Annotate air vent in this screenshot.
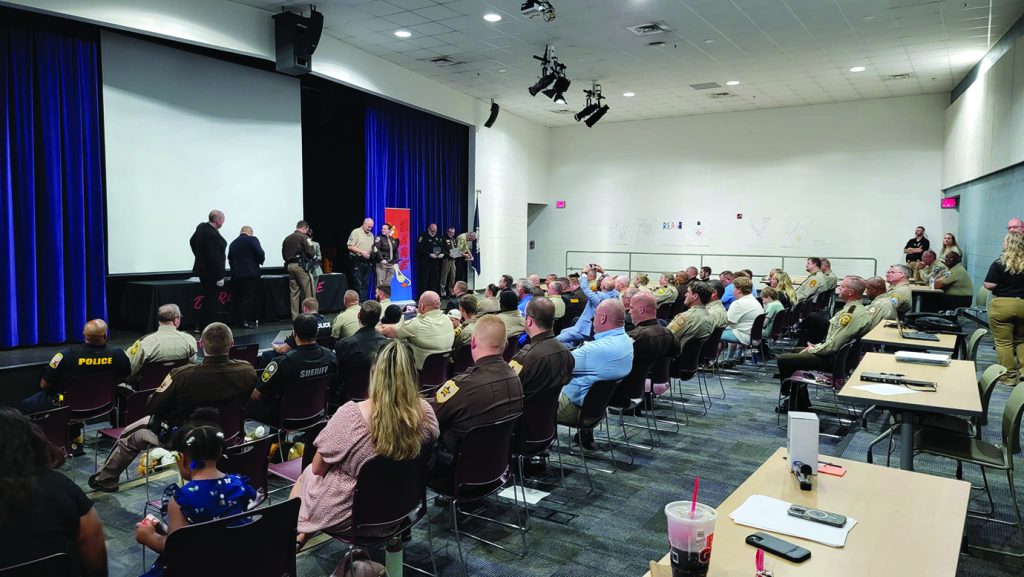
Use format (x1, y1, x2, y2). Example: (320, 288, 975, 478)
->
(424, 56, 464, 66)
(550, 109, 575, 114)
(689, 82, 721, 91)
(627, 22, 669, 36)
(707, 92, 735, 99)
(883, 73, 913, 81)
(648, 41, 666, 47)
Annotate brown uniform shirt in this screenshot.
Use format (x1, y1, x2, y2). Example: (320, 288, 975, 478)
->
(148, 355, 256, 426)
(429, 354, 523, 454)
(510, 332, 575, 402)
(282, 231, 313, 262)
(629, 319, 677, 366)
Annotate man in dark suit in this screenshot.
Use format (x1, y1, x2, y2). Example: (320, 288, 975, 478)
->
(189, 210, 227, 331)
(333, 300, 387, 403)
(228, 225, 265, 328)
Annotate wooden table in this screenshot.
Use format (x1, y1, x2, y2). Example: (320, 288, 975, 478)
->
(909, 284, 943, 312)
(644, 448, 969, 577)
(839, 352, 980, 470)
(860, 324, 960, 356)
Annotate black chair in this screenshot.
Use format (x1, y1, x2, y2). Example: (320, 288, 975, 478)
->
(697, 327, 726, 402)
(670, 298, 688, 319)
(29, 406, 73, 479)
(645, 354, 688, 431)
(607, 358, 661, 457)
(229, 343, 259, 367)
(778, 340, 861, 435)
(451, 345, 474, 376)
(668, 336, 708, 417)
(558, 379, 623, 492)
(215, 395, 247, 447)
(98, 388, 154, 476)
(161, 498, 300, 577)
(503, 335, 521, 362)
(434, 415, 525, 576)
(345, 365, 372, 403)
(315, 335, 337, 350)
(332, 452, 437, 576)
(0, 553, 72, 576)
(656, 302, 674, 322)
(419, 351, 451, 392)
(267, 375, 331, 483)
(512, 387, 566, 521)
(136, 358, 189, 391)
(218, 435, 273, 507)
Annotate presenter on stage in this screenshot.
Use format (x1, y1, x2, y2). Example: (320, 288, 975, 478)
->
(283, 220, 316, 320)
(189, 210, 227, 331)
(228, 226, 265, 328)
(373, 222, 399, 287)
(347, 218, 375, 300)
(416, 223, 444, 299)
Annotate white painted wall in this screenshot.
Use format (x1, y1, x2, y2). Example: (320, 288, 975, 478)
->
(529, 94, 949, 280)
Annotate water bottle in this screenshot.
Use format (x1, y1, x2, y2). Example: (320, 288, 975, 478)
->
(928, 277, 935, 289)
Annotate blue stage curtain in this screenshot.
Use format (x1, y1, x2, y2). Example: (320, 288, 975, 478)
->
(365, 98, 468, 297)
(0, 23, 106, 347)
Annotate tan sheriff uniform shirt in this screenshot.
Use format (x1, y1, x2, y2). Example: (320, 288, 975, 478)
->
(331, 304, 361, 339)
(706, 300, 728, 330)
(548, 294, 566, 319)
(499, 309, 526, 340)
(795, 271, 826, 302)
(808, 301, 871, 356)
(393, 308, 456, 369)
(126, 325, 197, 382)
(346, 227, 374, 256)
(667, 304, 714, 350)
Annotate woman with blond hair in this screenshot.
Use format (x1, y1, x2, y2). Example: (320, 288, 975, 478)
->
(985, 232, 1024, 384)
(769, 271, 798, 308)
(939, 233, 963, 261)
(291, 340, 439, 544)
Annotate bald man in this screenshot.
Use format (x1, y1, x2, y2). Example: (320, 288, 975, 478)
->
(428, 315, 523, 491)
(1008, 217, 1024, 235)
(228, 225, 265, 327)
(557, 299, 634, 447)
(379, 291, 455, 369)
(864, 276, 897, 330)
(190, 210, 227, 330)
(331, 290, 362, 340)
(125, 304, 197, 383)
(347, 217, 375, 299)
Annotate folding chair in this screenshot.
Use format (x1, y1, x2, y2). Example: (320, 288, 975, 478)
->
(29, 406, 73, 479)
(135, 359, 189, 391)
(512, 386, 567, 517)
(266, 375, 331, 484)
(558, 379, 623, 492)
(503, 335, 521, 362)
(451, 345, 474, 376)
(228, 343, 259, 367)
(419, 351, 451, 392)
(219, 435, 273, 508)
(697, 327, 726, 401)
(0, 553, 72, 576)
(777, 340, 861, 436)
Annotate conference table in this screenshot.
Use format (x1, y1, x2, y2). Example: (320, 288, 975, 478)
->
(838, 352, 980, 470)
(859, 324, 960, 357)
(909, 283, 943, 312)
(643, 448, 969, 577)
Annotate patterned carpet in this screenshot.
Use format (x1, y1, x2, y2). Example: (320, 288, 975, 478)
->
(76, 323, 1021, 577)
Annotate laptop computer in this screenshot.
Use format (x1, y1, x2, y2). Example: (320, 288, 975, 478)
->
(896, 322, 940, 342)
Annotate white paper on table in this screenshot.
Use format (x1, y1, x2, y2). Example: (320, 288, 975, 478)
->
(729, 495, 857, 547)
(852, 384, 920, 396)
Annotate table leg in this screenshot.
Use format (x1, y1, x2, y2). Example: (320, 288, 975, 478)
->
(912, 293, 923, 313)
(900, 416, 914, 471)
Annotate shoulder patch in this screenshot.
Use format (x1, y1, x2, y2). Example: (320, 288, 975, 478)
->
(943, 271, 951, 278)
(261, 361, 278, 383)
(891, 297, 901, 306)
(839, 313, 853, 327)
(155, 373, 174, 393)
(809, 279, 817, 288)
(49, 352, 63, 369)
(509, 359, 523, 375)
(435, 380, 459, 403)
(128, 340, 142, 357)
(867, 306, 877, 314)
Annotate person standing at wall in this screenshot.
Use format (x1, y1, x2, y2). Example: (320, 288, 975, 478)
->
(984, 232, 1024, 385)
(283, 220, 316, 320)
(903, 225, 929, 264)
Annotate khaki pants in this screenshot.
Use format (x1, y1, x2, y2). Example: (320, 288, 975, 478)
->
(375, 262, 394, 288)
(440, 259, 456, 294)
(93, 417, 162, 489)
(988, 297, 1024, 378)
(556, 392, 582, 426)
(287, 263, 314, 320)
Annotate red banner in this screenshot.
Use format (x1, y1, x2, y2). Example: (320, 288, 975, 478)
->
(384, 207, 412, 301)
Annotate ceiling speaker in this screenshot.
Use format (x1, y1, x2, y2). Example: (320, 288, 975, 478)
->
(484, 101, 500, 128)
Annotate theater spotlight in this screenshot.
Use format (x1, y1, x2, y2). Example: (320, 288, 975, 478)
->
(528, 45, 569, 100)
(575, 82, 608, 126)
(574, 103, 599, 122)
(542, 74, 571, 103)
(529, 72, 556, 96)
(584, 105, 610, 127)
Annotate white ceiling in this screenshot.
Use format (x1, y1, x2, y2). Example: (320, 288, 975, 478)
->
(230, 0, 1024, 126)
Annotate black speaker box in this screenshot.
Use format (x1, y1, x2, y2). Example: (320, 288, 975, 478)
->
(273, 9, 324, 76)
(484, 101, 500, 128)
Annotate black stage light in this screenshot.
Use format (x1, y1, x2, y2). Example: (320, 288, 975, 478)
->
(542, 75, 571, 99)
(529, 72, 556, 96)
(574, 103, 600, 122)
(584, 105, 609, 127)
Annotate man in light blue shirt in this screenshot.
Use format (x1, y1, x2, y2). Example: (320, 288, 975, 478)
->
(516, 277, 533, 315)
(557, 299, 634, 448)
(557, 265, 619, 347)
(720, 271, 735, 309)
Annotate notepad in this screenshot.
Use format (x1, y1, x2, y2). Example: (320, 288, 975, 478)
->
(730, 495, 857, 547)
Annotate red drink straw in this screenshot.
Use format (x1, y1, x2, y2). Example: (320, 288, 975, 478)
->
(690, 477, 700, 518)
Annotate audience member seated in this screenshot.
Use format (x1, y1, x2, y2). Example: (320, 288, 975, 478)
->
(498, 290, 526, 340)
(89, 323, 256, 492)
(719, 271, 736, 309)
(933, 251, 974, 310)
(795, 257, 827, 303)
(546, 279, 566, 320)
(334, 301, 387, 403)
(331, 290, 362, 339)
(291, 341, 439, 546)
(699, 266, 712, 281)
(558, 265, 619, 347)
(912, 250, 948, 284)
(516, 277, 534, 314)
(562, 274, 587, 322)
(260, 297, 331, 366)
(378, 291, 455, 370)
(511, 298, 574, 401)
(667, 281, 715, 351)
(623, 293, 675, 411)
(882, 264, 913, 316)
(557, 300, 634, 448)
(375, 284, 392, 307)
(653, 272, 679, 307)
(444, 281, 470, 312)
(428, 316, 522, 490)
(476, 283, 501, 316)
(621, 287, 640, 330)
(632, 273, 650, 291)
(760, 287, 784, 337)
(820, 259, 838, 292)
(684, 266, 699, 284)
(452, 294, 479, 350)
(706, 280, 729, 330)
(720, 277, 765, 367)
(248, 314, 337, 425)
(125, 304, 197, 384)
(769, 270, 797, 308)
(776, 276, 870, 412)
(529, 273, 541, 288)
(0, 408, 107, 576)
(135, 408, 258, 577)
(498, 274, 514, 291)
(864, 276, 897, 329)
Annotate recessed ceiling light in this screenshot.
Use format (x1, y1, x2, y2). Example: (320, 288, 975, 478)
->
(849, 66, 866, 72)
(394, 30, 412, 38)
(623, 92, 635, 97)
(498, 69, 507, 73)
(726, 80, 740, 86)
(703, 39, 714, 44)
(483, 13, 502, 22)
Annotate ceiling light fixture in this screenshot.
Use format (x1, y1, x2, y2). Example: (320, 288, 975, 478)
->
(394, 30, 412, 38)
(623, 91, 636, 97)
(528, 45, 570, 102)
(575, 82, 610, 127)
(483, 13, 502, 22)
(849, 66, 866, 72)
(726, 80, 740, 86)
(521, 0, 556, 22)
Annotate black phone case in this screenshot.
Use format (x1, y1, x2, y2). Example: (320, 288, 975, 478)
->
(746, 532, 811, 563)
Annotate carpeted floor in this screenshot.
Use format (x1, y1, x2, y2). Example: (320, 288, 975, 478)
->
(73, 323, 1021, 577)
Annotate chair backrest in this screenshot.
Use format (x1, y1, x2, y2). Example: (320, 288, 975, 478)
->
(966, 328, 988, 361)
(62, 373, 117, 421)
(615, 358, 656, 406)
(278, 374, 331, 431)
(698, 327, 725, 364)
(578, 379, 622, 428)
(137, 358, 189, 391)
(215, 395, 246, 445)
(451, 345, 474, 375)
(1000, 381, 1024, 455)
(975, 286, 991, 308)
(162, 498, 300, 577)
(218, 435, 273, 503)
(346, 365, 372, 402)
(29, 406, 71, 457)
(670, 298, 688, 318)
(748, 313, 767, 347)
(826, 340, 860, 389)
(671, 337, 707, 381)
(0, 553, 72, 576)
(650, 355, 671, 384)
(502, 335, 520, 362)
(122, 389, 155, 427)
(419, 351, 451, 391)
(513, 386, 562, 456)
(452, 415, 519, 504)
(315, 336, 337, 350)
(977, 364, 1008, 428)
(656, 302, 673, 321)
(349, 452, 426, 540)
(229, 343, 260, 367)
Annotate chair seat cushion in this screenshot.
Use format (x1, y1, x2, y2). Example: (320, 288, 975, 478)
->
(919, 414, 975, 437)
(915, 429, 1007, 468)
